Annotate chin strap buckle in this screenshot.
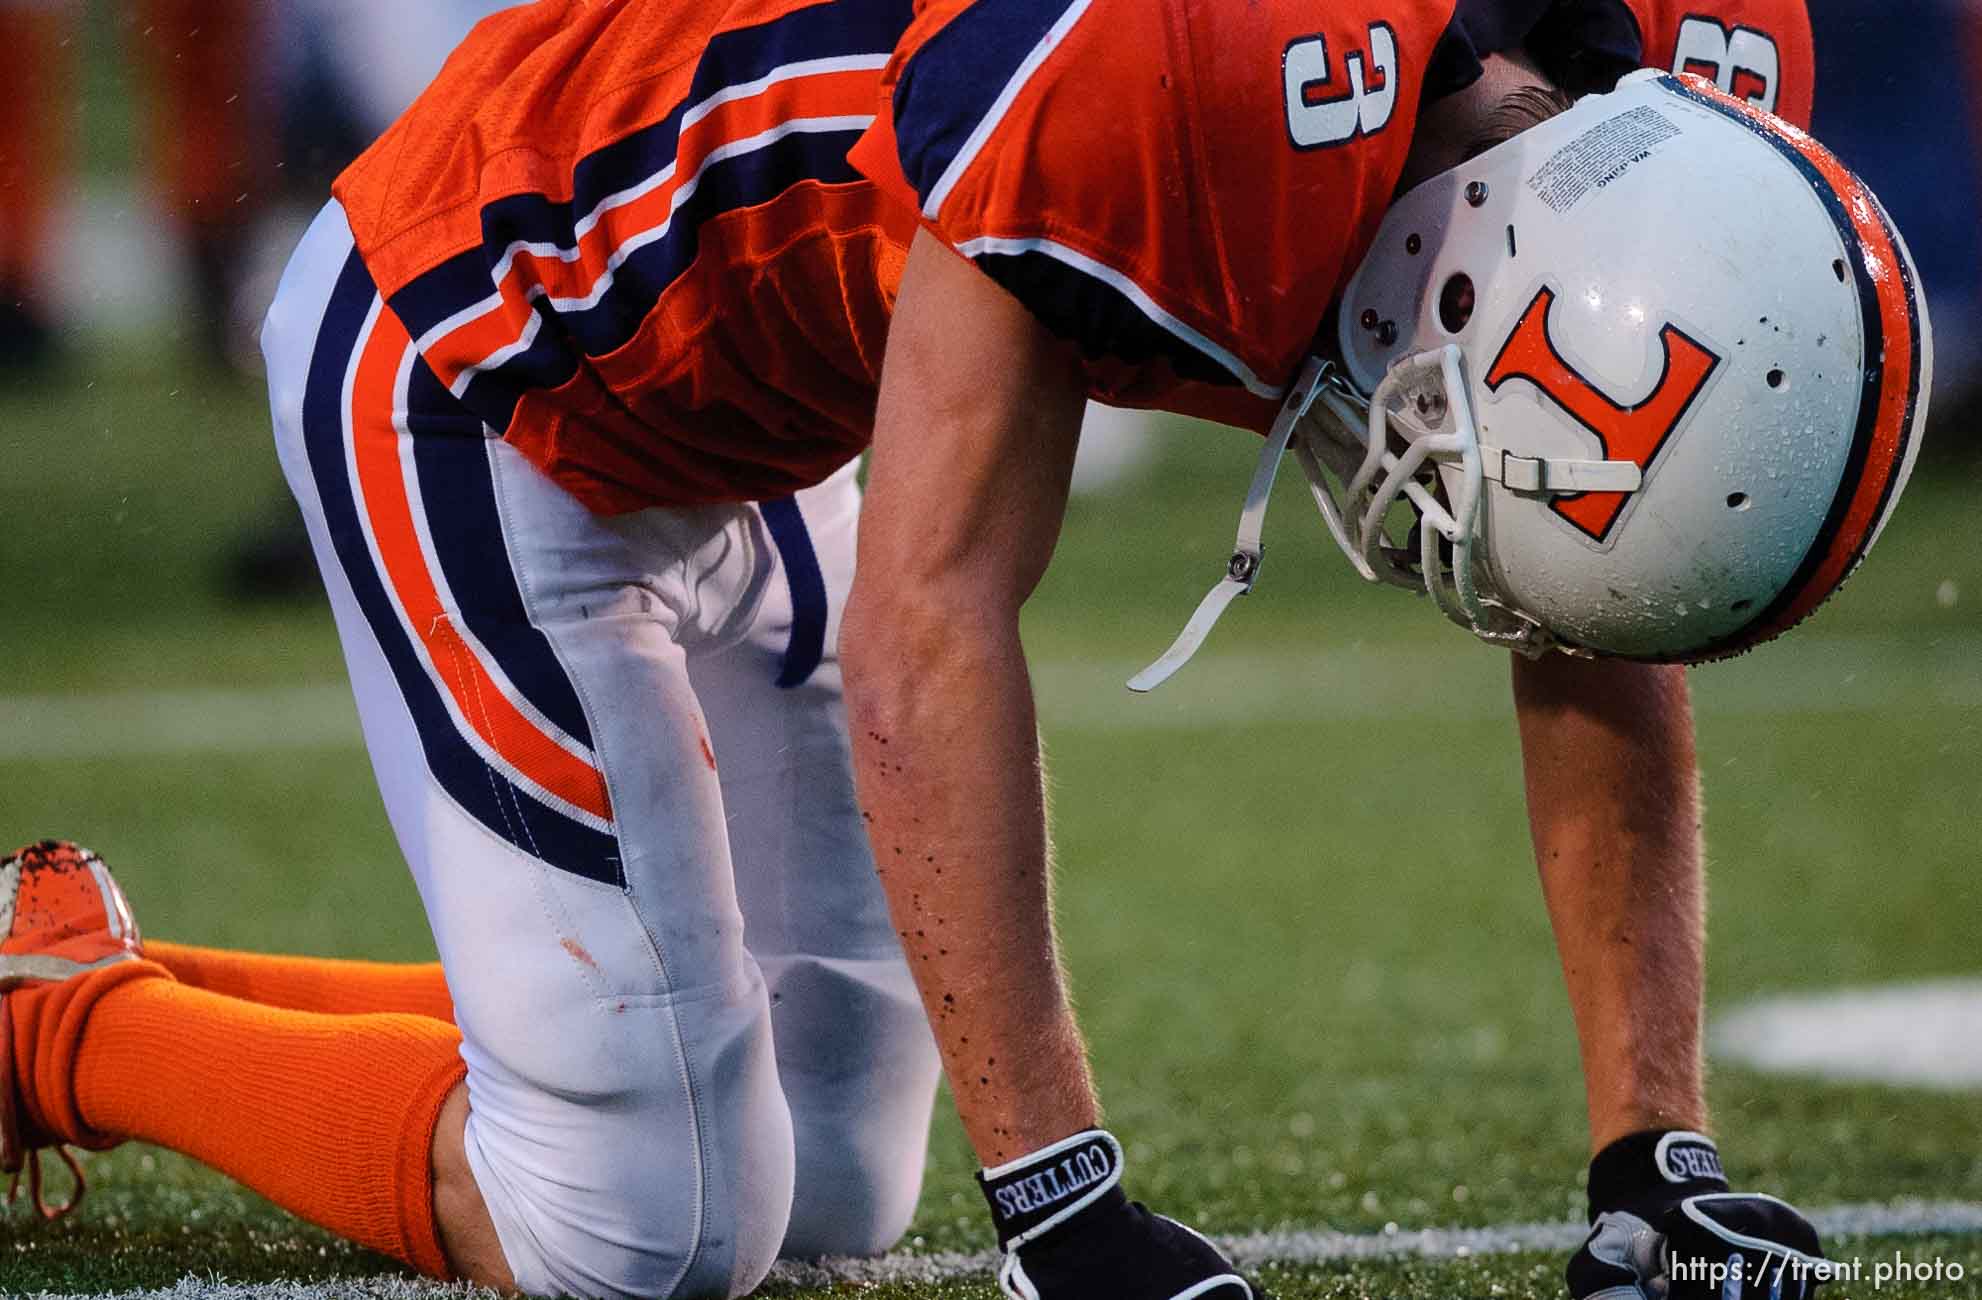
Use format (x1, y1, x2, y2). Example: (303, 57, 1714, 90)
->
(1484, 447, 1643, 494)
(1125, 549, 1264, 694)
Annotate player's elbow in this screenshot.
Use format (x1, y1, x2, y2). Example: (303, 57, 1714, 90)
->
(840, 579, 1018, 720)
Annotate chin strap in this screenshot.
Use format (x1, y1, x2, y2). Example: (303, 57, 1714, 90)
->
(1128, 360, 1329, 693)
(1129, 349, 1650, 694)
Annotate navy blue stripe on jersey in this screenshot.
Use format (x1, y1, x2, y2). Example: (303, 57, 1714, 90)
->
(890, 0, 1086, 212)
(301, 252, 622, 886)
(453, 123, 871, 431)
(389, 246, 498, 348)
(492, 0, 910, 260)
(385, 0, 911, 385)
(1528, 1, 1643, 95)
(449, 301, 581, 436)
(761, 497, 827, 689)
(1657, 75, 1923, 659)
(966, 247, 1254, 393)
(402, 366, 598, 749)
(1428, 1, 1641, 102)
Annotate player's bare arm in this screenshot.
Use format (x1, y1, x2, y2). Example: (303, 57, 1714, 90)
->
(844, 232, 1260, 1297)
(1512, 654, 1707, 1146)
(842, 228, 1095, 1160)
(1404, 35, 1715, 1156)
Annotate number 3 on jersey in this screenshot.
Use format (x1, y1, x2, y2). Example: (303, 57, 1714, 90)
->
(1284, 23, 1398, 148)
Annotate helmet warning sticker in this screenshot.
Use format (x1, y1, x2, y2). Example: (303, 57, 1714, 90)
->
(1526, 107, 1682, 213)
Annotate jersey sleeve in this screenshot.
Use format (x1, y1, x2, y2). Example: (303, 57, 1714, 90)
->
(850, 0, 1278, 410)
(850, 0, 1453, 425)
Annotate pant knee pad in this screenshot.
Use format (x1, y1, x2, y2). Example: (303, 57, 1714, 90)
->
(766, 956, 940, 1260)
(781, 1129, 929, 1259)
(465, 990, 797, 1298)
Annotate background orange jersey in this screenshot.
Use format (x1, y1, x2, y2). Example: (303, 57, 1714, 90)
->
(1626, 0, 1814, 125)
(334, 0, 1814, 514)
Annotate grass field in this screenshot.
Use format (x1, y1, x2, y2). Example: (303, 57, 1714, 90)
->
(2, 349, 1979, 1299)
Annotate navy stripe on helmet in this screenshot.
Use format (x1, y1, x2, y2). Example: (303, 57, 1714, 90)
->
(760, 497, 828, 689)
(1654, 75, 1923, 656)
(1854, 194, 1925, 550)
(300, 251, 622, 886)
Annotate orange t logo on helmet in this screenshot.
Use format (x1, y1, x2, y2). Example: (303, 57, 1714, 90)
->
(1483, 285, 1722, 543)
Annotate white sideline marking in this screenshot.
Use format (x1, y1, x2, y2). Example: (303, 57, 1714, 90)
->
(776, 1202, 1982, 1284)
(1712, 981, 1982, 1090)
(21, 1201, 1982, 1298)
(4, 634, 1978, 762)
(1031, 631, 1982, 733)
(0, 685, 363, 761)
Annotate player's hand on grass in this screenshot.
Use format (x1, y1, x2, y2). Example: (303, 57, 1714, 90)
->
(1569, 1130, 1830, 1300)
(980, 1129, 1261, 1299)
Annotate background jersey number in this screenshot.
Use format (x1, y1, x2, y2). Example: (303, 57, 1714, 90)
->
(1673, 16, 1782, 113)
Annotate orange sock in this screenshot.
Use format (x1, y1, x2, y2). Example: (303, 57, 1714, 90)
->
(144, 941, 456, 1023)
(16, 962, 464, 1277)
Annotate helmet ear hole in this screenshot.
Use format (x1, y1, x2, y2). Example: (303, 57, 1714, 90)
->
(1438, 273, 1475, 334)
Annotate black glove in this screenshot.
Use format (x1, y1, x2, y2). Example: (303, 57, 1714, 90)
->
(979, 1129, 1260, 1299)
(1569, 1130, 1831, 1300)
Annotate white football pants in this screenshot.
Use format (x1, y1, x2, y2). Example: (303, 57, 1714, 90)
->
(260, 201, 941, 1300)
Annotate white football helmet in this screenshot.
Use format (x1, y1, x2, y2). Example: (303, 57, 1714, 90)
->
(1134, 71, 1930, 691)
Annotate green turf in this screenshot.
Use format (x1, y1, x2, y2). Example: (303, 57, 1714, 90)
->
(1, 353, 1978, 1296)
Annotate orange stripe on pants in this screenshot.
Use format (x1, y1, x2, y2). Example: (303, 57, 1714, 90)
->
(347, 303, 615, 825)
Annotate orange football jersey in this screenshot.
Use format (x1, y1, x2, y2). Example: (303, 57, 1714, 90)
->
(332, 0, 1814, 515)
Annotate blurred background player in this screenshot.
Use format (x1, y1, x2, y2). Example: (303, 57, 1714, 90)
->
(0, 0, 65, 368)
(227, 0, 526, 594)
(0, 0, 270, 372)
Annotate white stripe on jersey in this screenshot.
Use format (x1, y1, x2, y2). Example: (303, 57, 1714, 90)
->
(954, 234, 1282, 400)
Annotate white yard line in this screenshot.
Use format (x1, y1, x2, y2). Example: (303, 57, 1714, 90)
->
(1030, 631, 1982, 733)
(0, 685, 365, 761)
(20, 1200, 1982, 1298)
(773, 1200, 1982, 1285)
(4, 634, 1978, 763)
(1712, 981, 1982, 1090)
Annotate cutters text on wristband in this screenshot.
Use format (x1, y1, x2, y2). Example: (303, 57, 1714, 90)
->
(979, 1129, 1126, 1248)
(1656, 1131, 1726, 1186)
